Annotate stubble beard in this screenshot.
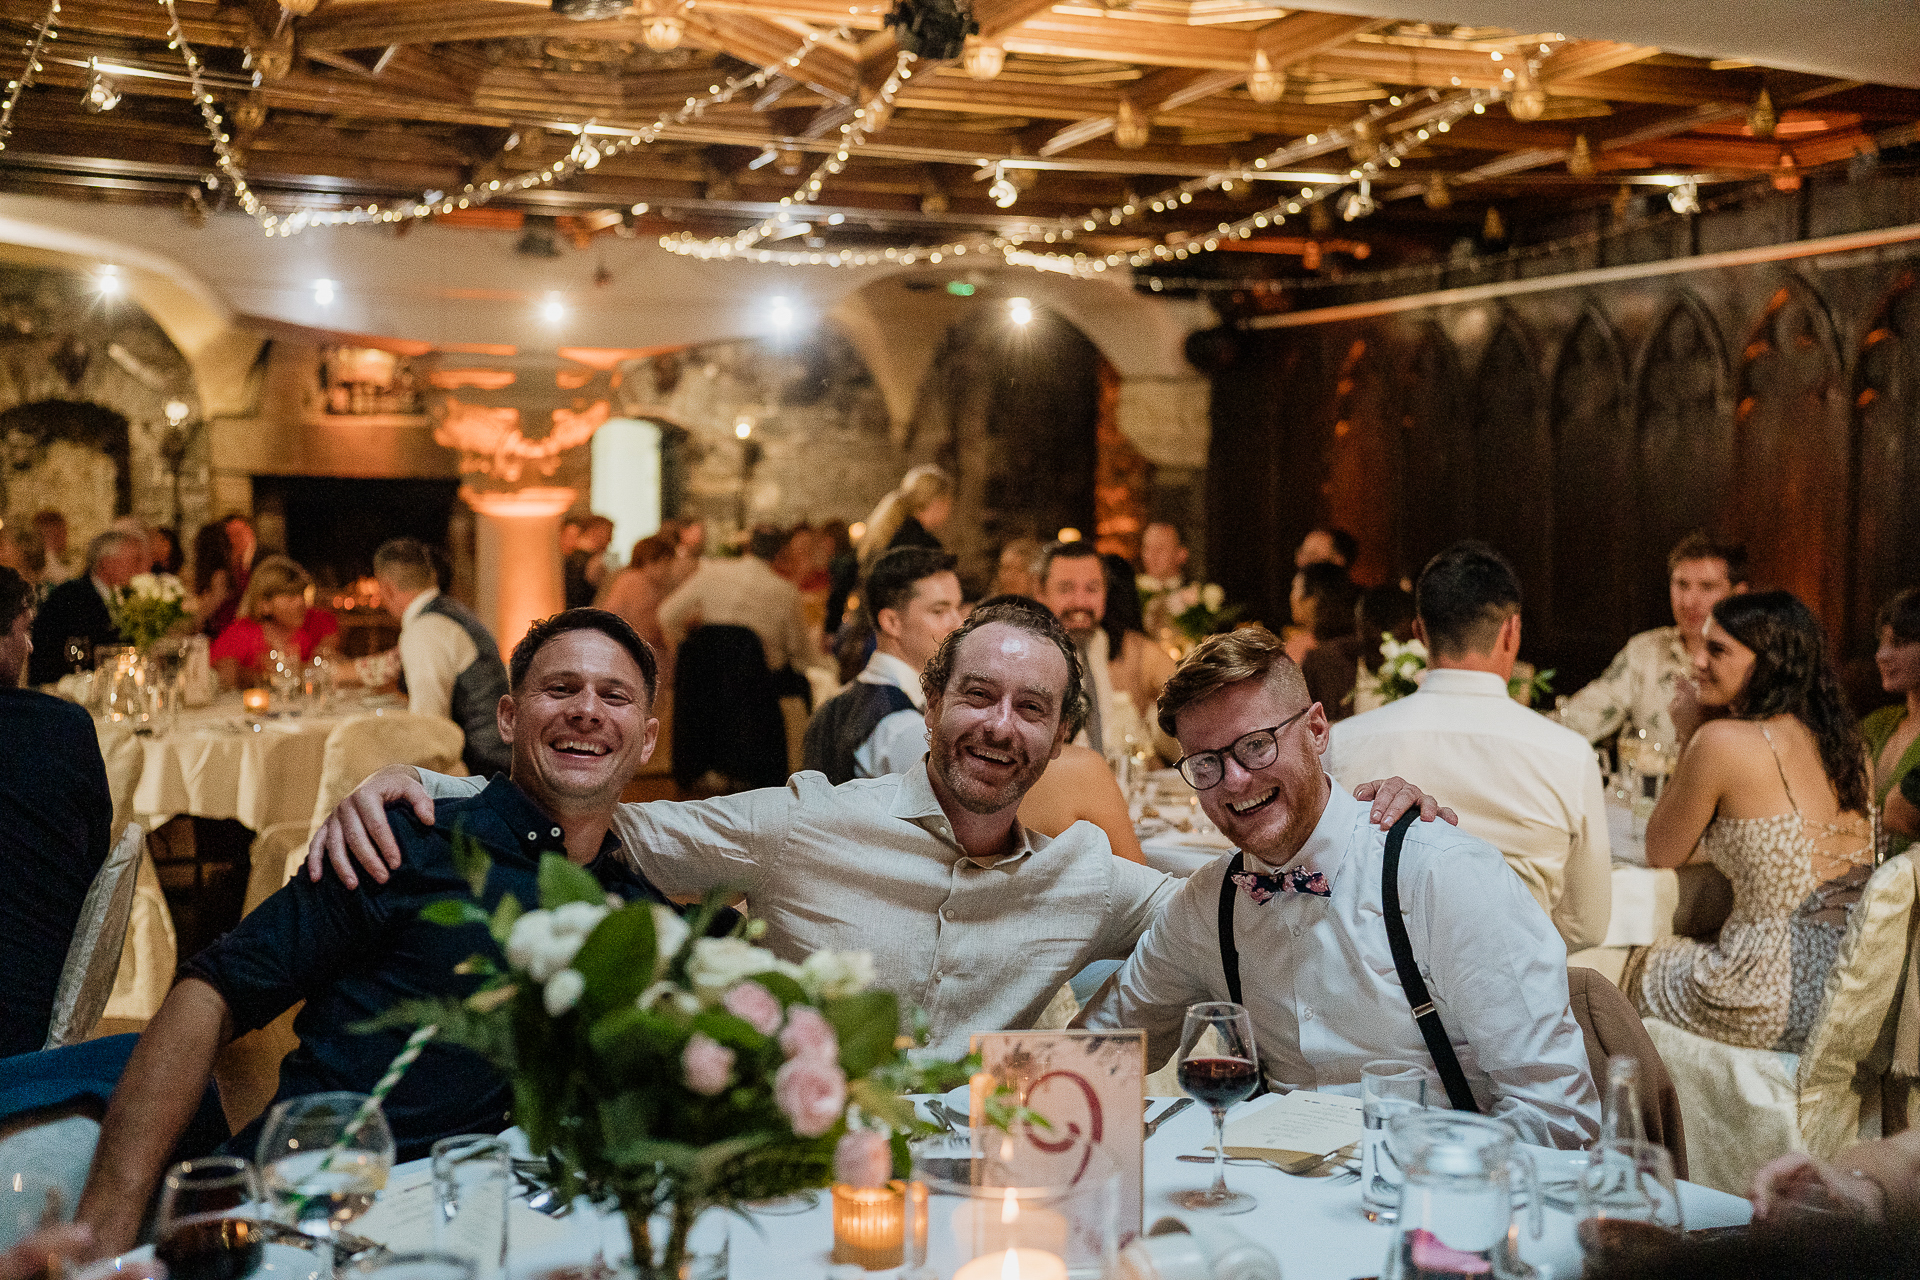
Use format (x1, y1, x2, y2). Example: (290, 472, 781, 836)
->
(928, 728, 1044, 816)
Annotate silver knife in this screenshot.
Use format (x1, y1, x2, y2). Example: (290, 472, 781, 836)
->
(1143, 1097, 1194, 1139)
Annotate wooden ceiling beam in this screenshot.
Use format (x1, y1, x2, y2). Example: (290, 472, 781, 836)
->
(683, 11, 857, 102)
(1538, 41, 1662, 84)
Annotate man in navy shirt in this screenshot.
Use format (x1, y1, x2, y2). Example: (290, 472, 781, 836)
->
(76, 607, 672, 1257)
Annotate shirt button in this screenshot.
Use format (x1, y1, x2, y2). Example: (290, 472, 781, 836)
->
(1301, 1006, 1313, 1021)
(527, 831, 537, 840)
(551, 827, 561, 838)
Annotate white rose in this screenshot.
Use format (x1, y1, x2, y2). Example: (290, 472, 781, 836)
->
(531, 933, 587, 983)
(1405, 639, 1428, 661)
(652, 905, 690, 967)
(687, 936, 781, 1001)
(638, 980, 701, 1016)
(505, 911, 554, 974)
(127, 573, 158, 597)
(799, 950, 876, 1001)
(1201, 583, 1225, 612)
(550, 900, 609, 938)
(543, 968, 585, 1016)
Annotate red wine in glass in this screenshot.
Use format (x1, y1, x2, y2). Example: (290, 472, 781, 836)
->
(155, 1215, 267, 1280)
(1178, 1056, 1260, 1108)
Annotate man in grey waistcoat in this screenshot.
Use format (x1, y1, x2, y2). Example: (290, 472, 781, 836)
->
(372, 537, 511, 777)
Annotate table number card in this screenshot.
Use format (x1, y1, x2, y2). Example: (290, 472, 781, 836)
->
(969, 1028, 1146, 1236)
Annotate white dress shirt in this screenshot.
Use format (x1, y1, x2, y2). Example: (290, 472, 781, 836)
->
(1326, 669, 1612, 951)
(852, 649, 929, 779)
(1557, 627, 1690, 750)
(419, 762, 1180, 1057)
(1079, 780, 1599, 1150)
(658, 556, 821, 674)
(398, 588, 478, 725)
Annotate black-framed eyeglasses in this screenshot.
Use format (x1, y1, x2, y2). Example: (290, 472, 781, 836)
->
(1174, 704, 1313, 791)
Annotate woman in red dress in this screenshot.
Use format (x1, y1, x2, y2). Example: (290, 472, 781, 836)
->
(210, 554, 339, 688)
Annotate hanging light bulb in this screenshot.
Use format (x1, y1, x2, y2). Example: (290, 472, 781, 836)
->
(987, 163, 1018, 208)
(962, 38, 1004, 81)
(1482, 206, 1507, 241)
(83, 59, 120, 113)
(1508, 62, 1547, 121)
(1667, 179, 1700, 214)
(1748, 87, 1777, 139)
(642, 12, 684, 50)
(1246, 49, 1286, 105)
(1424, 175, 1452, 209)
(1339, 178, 1375, 221)
(1567, 133, 1594, 177)
(1113, 98, 1149, 149)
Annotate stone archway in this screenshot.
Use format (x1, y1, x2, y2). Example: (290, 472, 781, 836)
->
(0, 400, 131, 542)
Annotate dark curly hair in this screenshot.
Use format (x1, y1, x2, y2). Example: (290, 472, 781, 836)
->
(1711, 591, 1868, 814)
(919, 594, 1090, 740)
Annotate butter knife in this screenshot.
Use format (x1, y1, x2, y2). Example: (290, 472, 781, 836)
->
(1143, 1097, 1194, 1139)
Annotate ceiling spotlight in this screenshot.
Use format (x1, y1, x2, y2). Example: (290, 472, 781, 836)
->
(83, 60, 121, 114)
(551, 0, 634, 18)
(1113, 99, 1149, 150)
(95, 265, 123, 298)
(1508, 64, 1547, 121)
(1668, 179, 1700, 215)
(769, 296, 794, 329)
(1007, 296, 1033, 325)
(641, 12, 685, 52)
(164, 399, 191, 426)
(540, 294, 568, 324)
(1339, 179, 1375, 222)
(987, 164, 1018, 209)
(734, 418, 753, 439)
(312, 279, 335, 305)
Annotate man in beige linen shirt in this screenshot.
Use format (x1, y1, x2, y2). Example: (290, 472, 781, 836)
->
(1326, 541, 1610, 950)
(658, 525, 822, 677)
(310, 601, 1443, 1056)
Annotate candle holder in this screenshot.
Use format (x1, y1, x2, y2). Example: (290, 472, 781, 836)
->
(242, 686, 271, 716)
(910, 1132, 1118, 1279)
(831, 1181, 909, 1270)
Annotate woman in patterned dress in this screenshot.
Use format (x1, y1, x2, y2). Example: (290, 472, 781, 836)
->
(1627, 591, 1875, 1053)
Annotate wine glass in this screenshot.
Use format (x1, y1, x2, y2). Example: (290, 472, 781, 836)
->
(1172, 1001, 1260, 1214)
(1575, 1138, 1682, 1272)
(258, 1092, 395, 1278)
(155, 1156, 267, 1280)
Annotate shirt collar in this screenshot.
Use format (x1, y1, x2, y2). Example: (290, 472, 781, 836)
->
(90, 575, 118, 608)
(889, 759, 1041, 868)
(402, 587, 440, 625)
(1244, 773, 1352, 886)
(1662, 626, 1690, 669)
(476, 774, 622, 866)
(858, 649, 928, 709)
(1416, 668, 1509, 697)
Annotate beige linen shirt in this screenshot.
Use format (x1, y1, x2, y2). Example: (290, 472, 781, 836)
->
(1079, 781, 1600, 1150)
(420, 762, 1179, 1057)
(1326, 669, 1611, 951)
(1557, 627, 1690, 749)
(658, 557, 820, 673)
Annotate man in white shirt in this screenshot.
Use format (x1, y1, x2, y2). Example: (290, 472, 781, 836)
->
(1080, 624, 1599, 1149)
(658, 525, 822, 679)
(801, 546, 961, 783)
(372, 537, 511, 777)
(1326, 541, 1611, 950)
(1135, 522, 1188, 597)
(1558, 532, 1749, 751)
(307, 599, 1455, 1056)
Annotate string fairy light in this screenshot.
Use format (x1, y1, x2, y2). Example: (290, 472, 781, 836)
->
(0, 0, 63, 152)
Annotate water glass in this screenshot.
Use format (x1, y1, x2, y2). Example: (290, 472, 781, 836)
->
(430, 1136, 508, 1280)
(1575, 1139, 1682, 1273)
(1361, 1060, 1433, 1223)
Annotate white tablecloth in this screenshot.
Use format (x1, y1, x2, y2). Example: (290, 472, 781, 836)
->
(364, 1100, 1749, 1280)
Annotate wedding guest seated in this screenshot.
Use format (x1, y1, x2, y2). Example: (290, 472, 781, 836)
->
(186, 520, 235, 635)
(209, 555, 340, 689)
(989, 536, 1042, 600)
(71, 610, 681, 1256)
(1559, 532, 1748, 749)
(1327, 543, 1611, 951)
(596, 533, 677, 683)
(32, 509, 74, 584)
(1038, 540, 1176, 758)
(1079, 624, 1599, 1149)
(802, 546, 961, 784)
(1284, 561, 1359, 665)
(660, 524, 824, 703)
(0, 567, 113, 1056)
(26, 530, 145, 686)
(0, 521, 45, 588)
(1623, 591, 1873, 1053)
(1016, 742, 1146, 864)
(1306, 584, 1415, 723)
(1861, 587, 1920, 857)
(309, 599, 1452, 1057)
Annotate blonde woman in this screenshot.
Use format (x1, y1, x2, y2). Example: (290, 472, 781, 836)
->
(210, 554, 339, 688)
(854, 464, 954, 570)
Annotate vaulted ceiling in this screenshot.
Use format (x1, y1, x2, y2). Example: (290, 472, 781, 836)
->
(0, 0, 1914, 279)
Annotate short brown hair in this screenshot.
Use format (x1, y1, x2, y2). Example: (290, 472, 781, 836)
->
(1667, 532, 1749, 585)
(920, 595, 1090, 739)
(1156, 624, 1306, 738)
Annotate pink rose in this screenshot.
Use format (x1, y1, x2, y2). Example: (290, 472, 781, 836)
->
(722, 980, 784, 1036)
(834, 1130, 892, 1189)
(778, 1005, 839, 1067)
(682, 1032, 735, 1096)
(775, 1056, 846, 1137)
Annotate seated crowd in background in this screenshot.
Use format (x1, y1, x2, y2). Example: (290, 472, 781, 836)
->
(209, 554, 339, 688)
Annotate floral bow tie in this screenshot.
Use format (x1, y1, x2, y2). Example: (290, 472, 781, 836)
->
(1230, 866, 1332, 904)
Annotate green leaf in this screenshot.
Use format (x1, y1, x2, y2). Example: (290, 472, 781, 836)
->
(821, 990, 898, 1077)
(846, 1077, 917, 1133)
(539, 853, 608, 910)
(571, 904, 658, 1021)
(754, 971, 807, 1007)
(689, 1008, 766, 1054)
(589, 1006, 686, 1079)
(489, 893, 523, 946)
(421, 899, 492, 928)
(454, 953, 500, 977)
(450, 823, 494, 899)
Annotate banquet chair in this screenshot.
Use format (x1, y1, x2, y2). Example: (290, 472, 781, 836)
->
(1645, 851, 1920, 1194)
(42, 823, 145, 1048)
(1565, 965, 1687, 1177)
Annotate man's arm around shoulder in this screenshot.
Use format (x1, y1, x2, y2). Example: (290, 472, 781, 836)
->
(1076, 864, 1216, 1070)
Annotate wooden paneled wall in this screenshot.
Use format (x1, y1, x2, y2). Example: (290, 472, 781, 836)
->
(1206, 250, 1920, 694)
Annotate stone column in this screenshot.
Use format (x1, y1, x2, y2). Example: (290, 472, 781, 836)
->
(460, 485, 575, 656)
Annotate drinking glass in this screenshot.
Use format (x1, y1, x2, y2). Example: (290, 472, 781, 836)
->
(430, 1136, 508, 1280)
(1172, 1001, 1259, 1214)
(1360, 1060, 1433, 1223)
(1575, 1138, 1682, 1274)
(267, 649, 303, 709)
(64, 636, 91, 674)
(258, 1092, 395, 1280)
(0, 1170, 66, 1253)
(155, 1156, 267, 1280)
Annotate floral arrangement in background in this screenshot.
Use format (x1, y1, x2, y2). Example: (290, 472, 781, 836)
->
(1351, 633, 1555, 708)
(1151, 581, 1243, 646)
(376, 841, 968, 1279)
(111, 573, 189, 651)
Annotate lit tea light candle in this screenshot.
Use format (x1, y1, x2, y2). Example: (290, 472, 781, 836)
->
(831, 1182, 905, 1270)
(952, 1247, 1067, 1280)
(242, 688, 270, 714)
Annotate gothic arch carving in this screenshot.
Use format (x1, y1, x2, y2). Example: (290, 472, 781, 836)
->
(1633, 294, 1730, 628)
(1851, 269, 1920, 646)
(1549, 308, 1631, 680)
(1471, 313, 1550, 636)
(1395, 321, 1469, 577)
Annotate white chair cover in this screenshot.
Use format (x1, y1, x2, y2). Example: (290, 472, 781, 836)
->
(42, 823, 146, 1048)
(100, 846, 178, 1023)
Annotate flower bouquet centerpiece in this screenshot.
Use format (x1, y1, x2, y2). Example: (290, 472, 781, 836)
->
(111, 572, 189, 653)
(373, 842, 967, 1280)
(1152, 582, 1243, 650)
(1351, 633, 1555, 709)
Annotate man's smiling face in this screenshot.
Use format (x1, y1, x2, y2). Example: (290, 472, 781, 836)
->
(500, 628, 658, 808)
(1175, 675, 1330, 864)
(924, 622, 1070, 816)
